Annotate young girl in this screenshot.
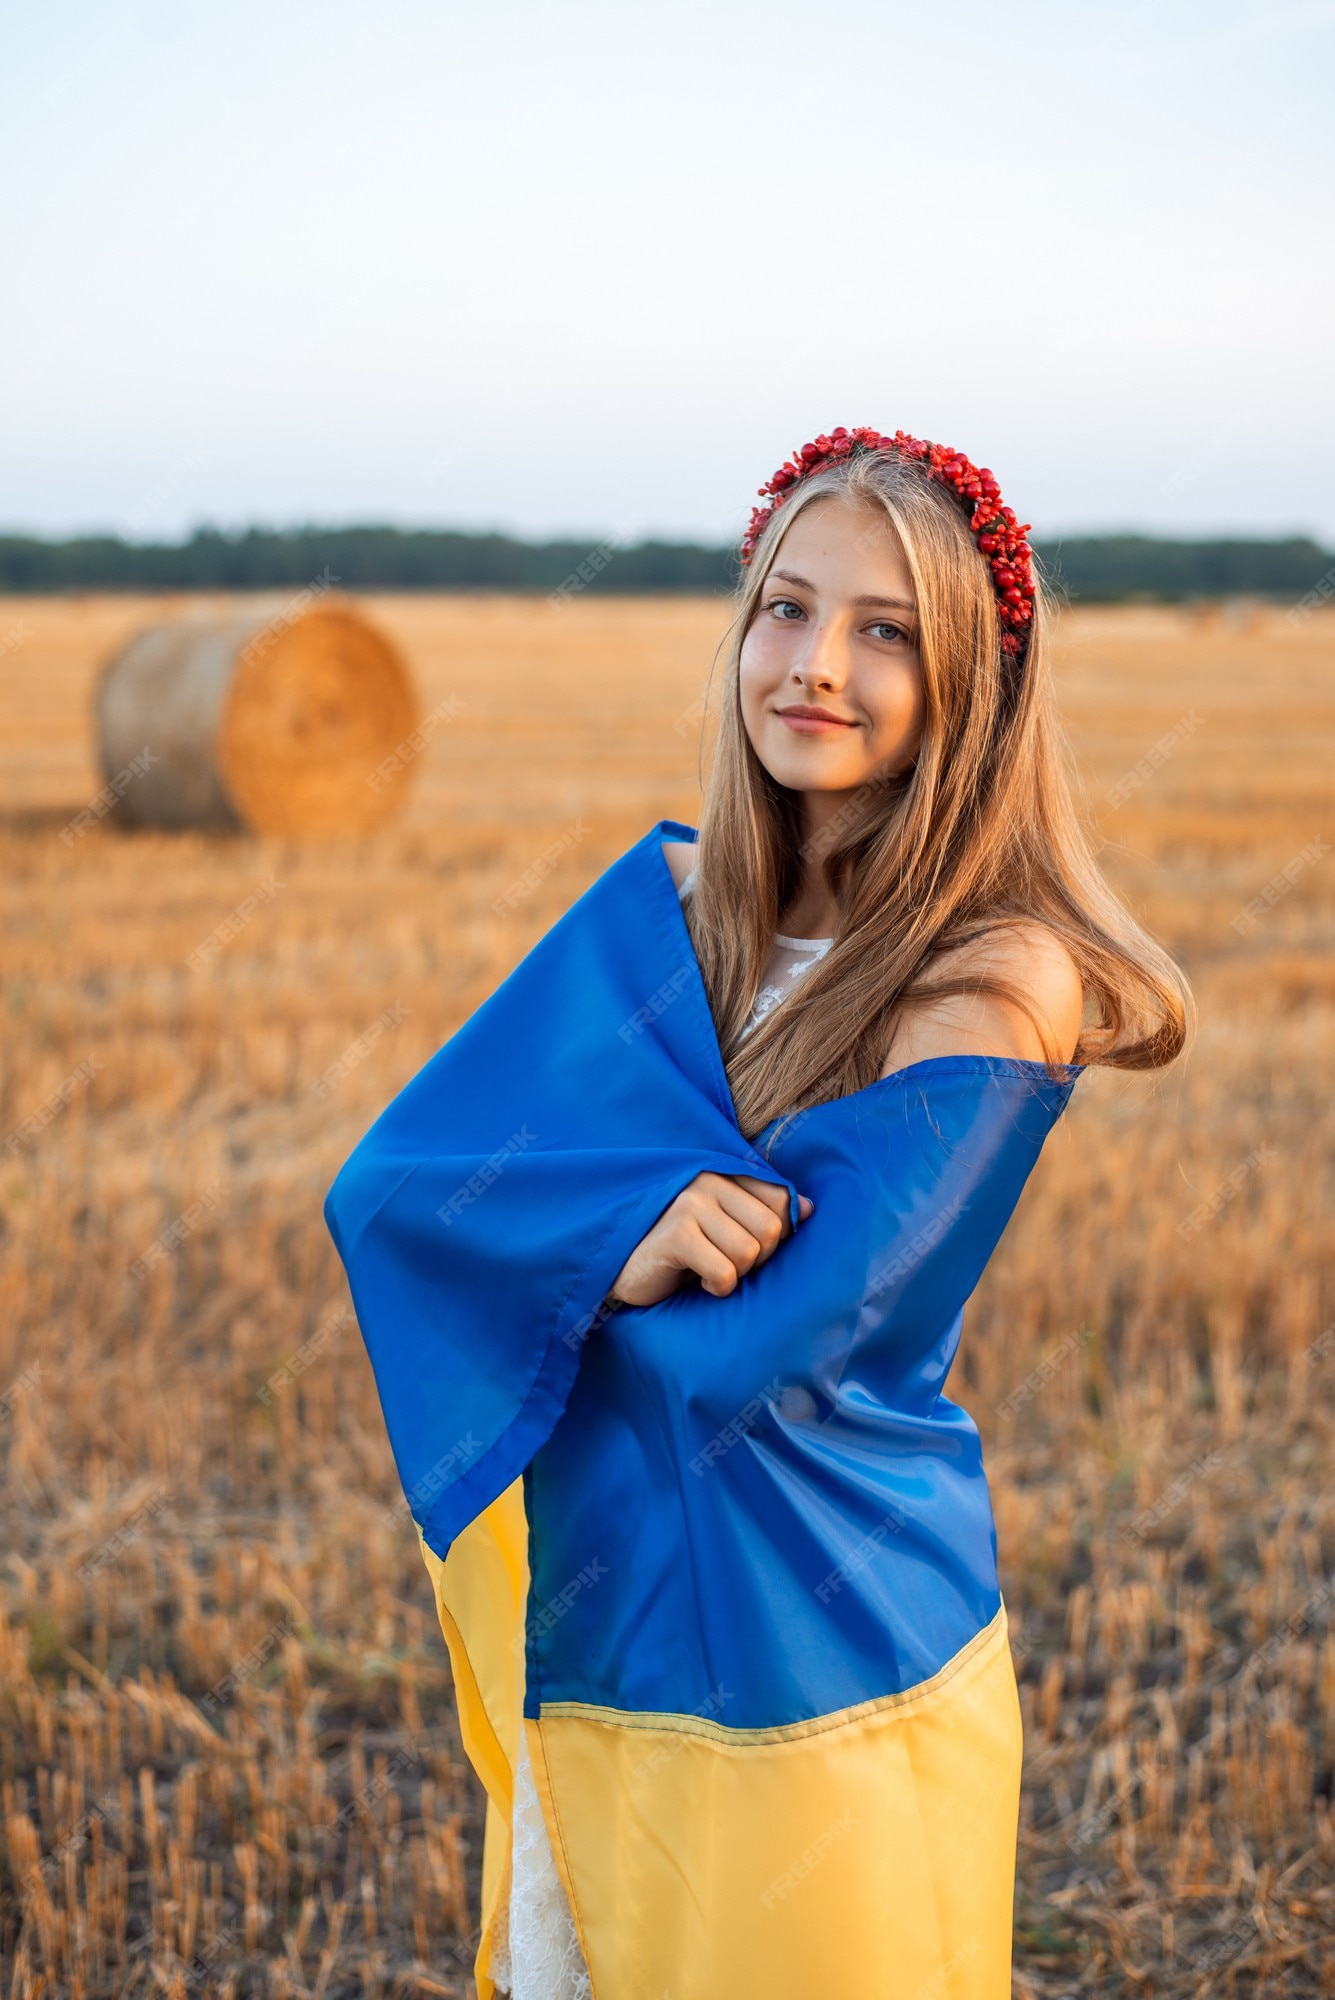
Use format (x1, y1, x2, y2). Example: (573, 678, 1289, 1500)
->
(326, 427, 1190, 2000)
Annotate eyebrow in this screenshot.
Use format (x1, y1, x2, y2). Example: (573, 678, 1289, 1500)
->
(769, 569, 917, 615)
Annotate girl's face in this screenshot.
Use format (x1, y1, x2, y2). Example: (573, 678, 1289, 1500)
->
(738, 495, 925, 802)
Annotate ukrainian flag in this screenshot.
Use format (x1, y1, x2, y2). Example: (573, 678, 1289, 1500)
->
(325, 820, 1081, 1998)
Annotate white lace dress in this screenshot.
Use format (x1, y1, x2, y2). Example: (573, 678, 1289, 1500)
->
(486, 1724, 591, 2000)
(675, 864, 836, 1043)
(487, 867, 832, 1997)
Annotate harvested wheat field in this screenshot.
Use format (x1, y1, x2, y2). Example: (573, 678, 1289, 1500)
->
(0, 590, 1332, 1998)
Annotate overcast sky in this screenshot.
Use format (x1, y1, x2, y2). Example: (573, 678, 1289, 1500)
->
(2, 0, 1332, 545)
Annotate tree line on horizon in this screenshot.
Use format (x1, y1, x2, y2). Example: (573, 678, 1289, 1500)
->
(0, 523, 1329, 602)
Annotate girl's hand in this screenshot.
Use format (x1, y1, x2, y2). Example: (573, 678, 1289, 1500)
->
(609, 1173, 814, 1307)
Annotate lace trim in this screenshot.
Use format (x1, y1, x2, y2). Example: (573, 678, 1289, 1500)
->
(677, 869, 832, 1042)
(490, 1725, 591, 1999)
(739, 940, 833, 1040)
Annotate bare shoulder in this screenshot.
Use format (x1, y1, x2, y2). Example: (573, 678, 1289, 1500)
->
(660, 839, 697, 890)
(952, 920, 1084, 1016)
(882, 919, 1085, 1075)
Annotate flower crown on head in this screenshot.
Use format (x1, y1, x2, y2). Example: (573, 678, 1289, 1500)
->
(739, 425, 1037, 657)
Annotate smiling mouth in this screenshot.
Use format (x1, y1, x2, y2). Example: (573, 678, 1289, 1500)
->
(775, 705, 858, 732)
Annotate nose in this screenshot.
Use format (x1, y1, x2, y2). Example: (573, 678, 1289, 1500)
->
(792, 617, 850, 694)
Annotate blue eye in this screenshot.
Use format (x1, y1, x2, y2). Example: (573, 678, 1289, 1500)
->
(869, 621, 908, 644)
(769, 597, 805, 621)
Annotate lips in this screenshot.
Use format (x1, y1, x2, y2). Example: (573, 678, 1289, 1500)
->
(775, 705, 858, 731)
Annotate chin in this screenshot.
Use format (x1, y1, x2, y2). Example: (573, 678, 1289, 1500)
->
(754, 729, 852, 781)
(767, 756, 869, 795)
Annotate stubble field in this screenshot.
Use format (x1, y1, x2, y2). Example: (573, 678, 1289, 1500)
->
(0, 590, 1332, 1998)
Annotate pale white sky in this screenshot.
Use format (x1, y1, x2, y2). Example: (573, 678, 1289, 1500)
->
(2, 0, 1332, 544)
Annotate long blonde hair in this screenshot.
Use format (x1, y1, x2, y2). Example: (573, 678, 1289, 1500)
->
(685, 449, 1193, 1141)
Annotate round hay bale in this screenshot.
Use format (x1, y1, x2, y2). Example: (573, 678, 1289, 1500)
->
(95, 597, 420, 836)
